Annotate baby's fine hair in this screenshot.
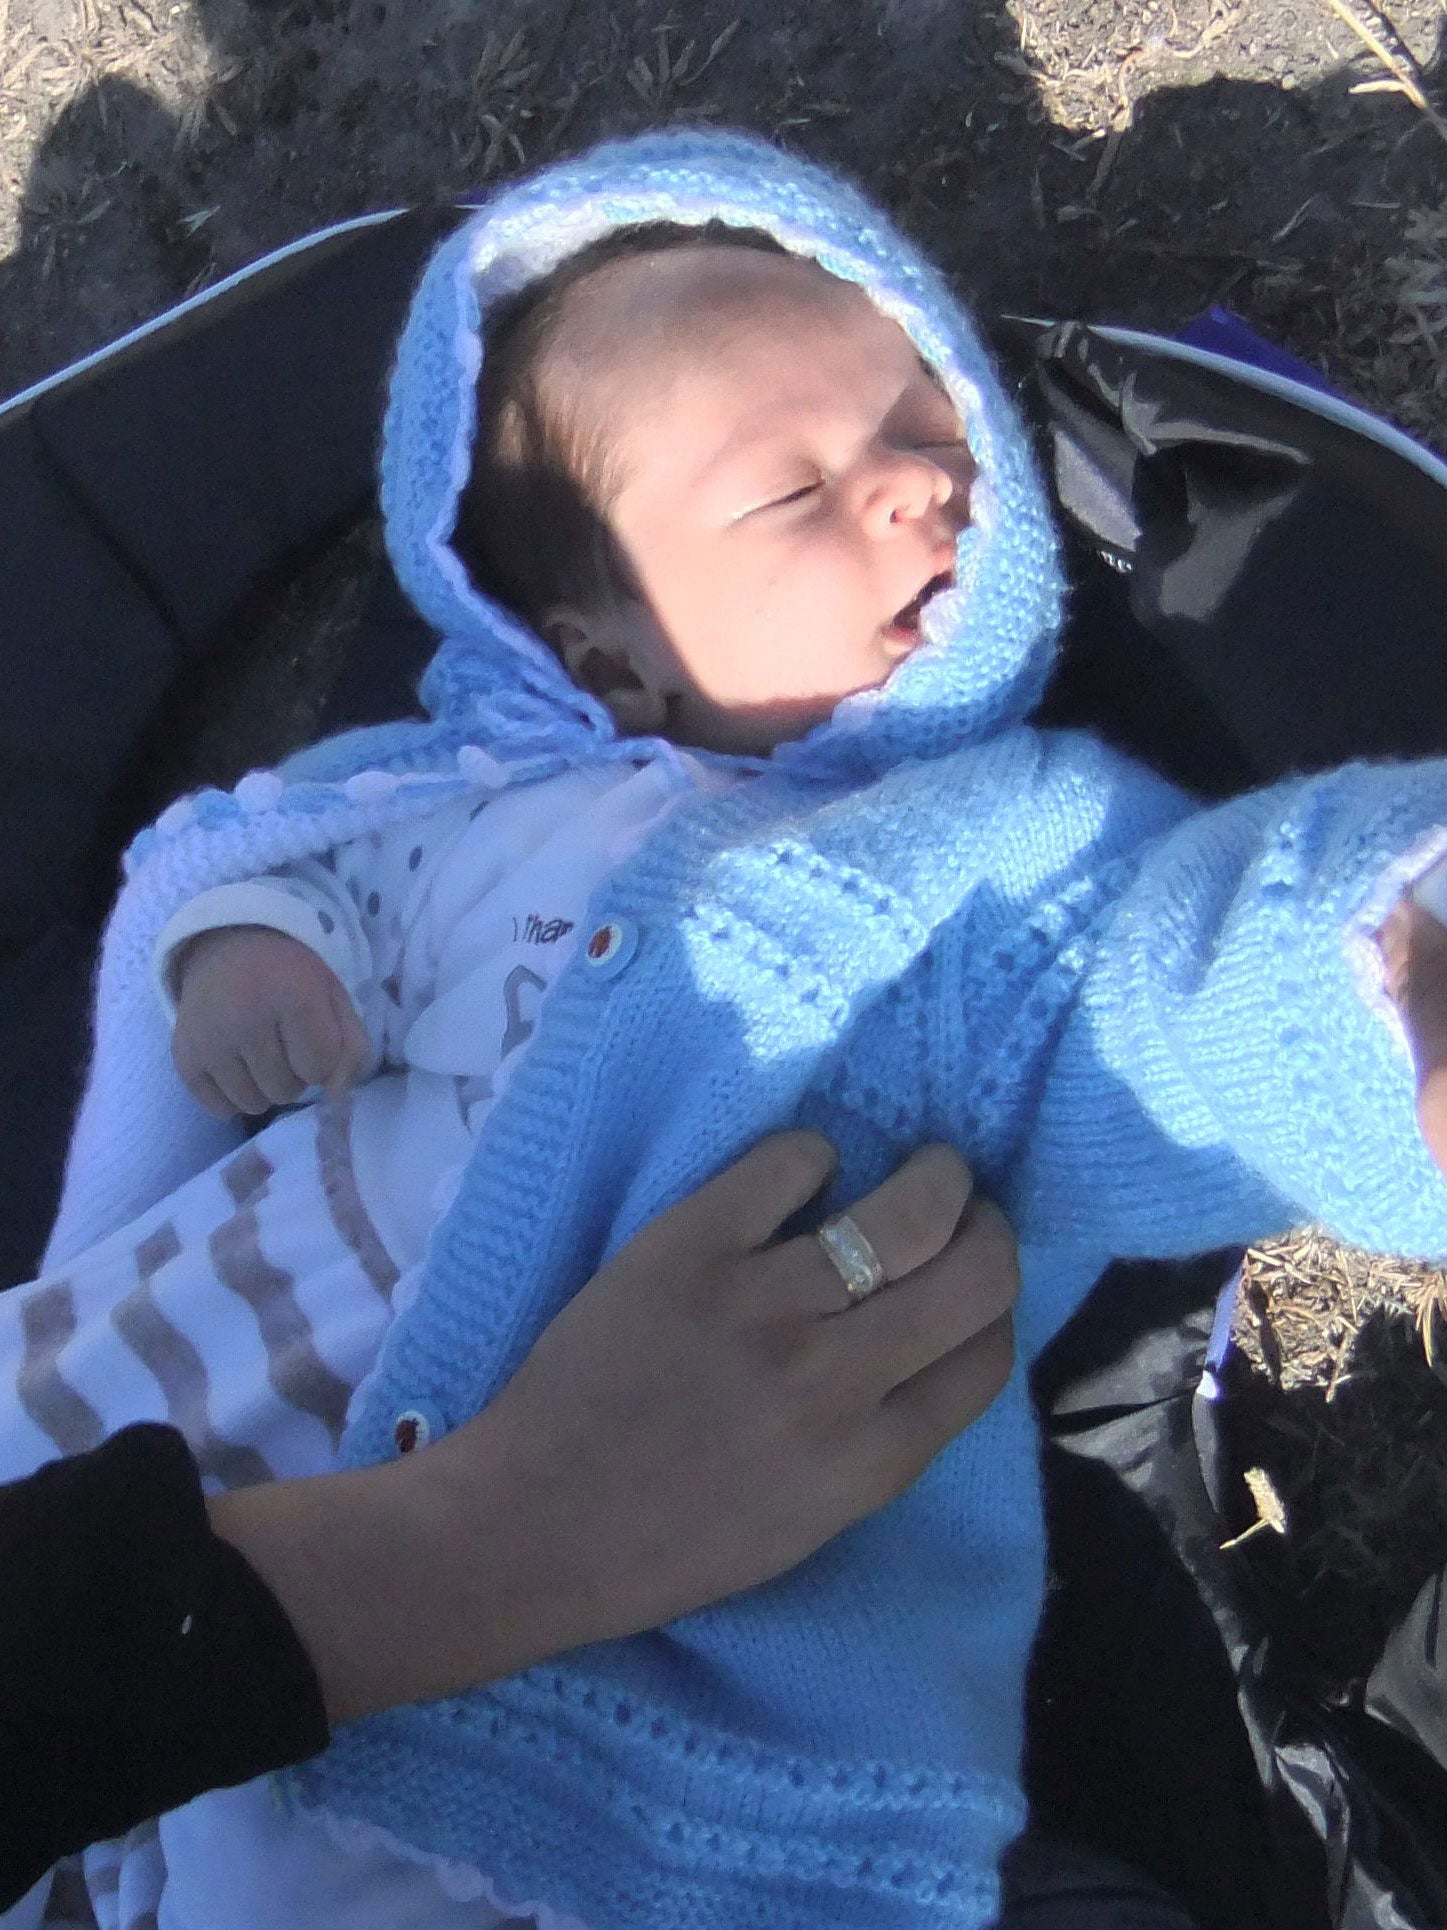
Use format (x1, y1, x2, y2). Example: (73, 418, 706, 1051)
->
(452, 220, 782, 631)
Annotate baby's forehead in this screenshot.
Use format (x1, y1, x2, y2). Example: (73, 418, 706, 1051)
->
(552, 242, 889, 386)
(546, 244, 934, 459)
(573, 239, 841, 317)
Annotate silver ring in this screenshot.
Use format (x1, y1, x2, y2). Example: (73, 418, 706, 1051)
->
(816, 1212, 888, 1305)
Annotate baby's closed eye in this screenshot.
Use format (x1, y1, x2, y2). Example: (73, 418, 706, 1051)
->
(765, 480, 823, 510)
(732, 477, 824, 520)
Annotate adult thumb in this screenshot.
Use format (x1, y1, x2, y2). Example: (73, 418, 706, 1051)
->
(1398, 897, 1447, 1178)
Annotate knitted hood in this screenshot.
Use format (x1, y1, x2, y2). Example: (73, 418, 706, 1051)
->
(381, 127, 1063, 785)
(44, 129, 1063, 1270)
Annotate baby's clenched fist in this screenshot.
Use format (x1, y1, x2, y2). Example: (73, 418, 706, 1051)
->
(171, 925, 372, 1119)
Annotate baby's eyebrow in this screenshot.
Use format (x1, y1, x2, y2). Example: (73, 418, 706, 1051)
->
(912, 358, 964, 411)
(691, 426, 796, 490)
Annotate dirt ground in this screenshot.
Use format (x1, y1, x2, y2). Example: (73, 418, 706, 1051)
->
(4, 0, 1447, 1693)
(5, 0, 1447, 418)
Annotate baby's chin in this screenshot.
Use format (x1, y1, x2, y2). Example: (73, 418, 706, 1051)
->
(670, 634, 948, 751)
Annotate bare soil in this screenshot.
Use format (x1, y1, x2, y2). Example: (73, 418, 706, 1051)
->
(5, 0, 1447, 1695)
(5, 1, 1447, 421)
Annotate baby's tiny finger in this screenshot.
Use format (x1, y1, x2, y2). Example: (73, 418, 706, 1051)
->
(246, 1027, 306, 1106)
(280, 1002, 344, 1091)
(215, 1054, 271, 1116)
(183, 1067, 239, 1120)
(325, 984, 372, 1090)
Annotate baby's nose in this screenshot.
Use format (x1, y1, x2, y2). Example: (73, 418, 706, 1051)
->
(863, 448, 954, 535)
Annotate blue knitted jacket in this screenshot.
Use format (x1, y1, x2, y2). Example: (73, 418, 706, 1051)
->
(43, 132, 1447, 1929)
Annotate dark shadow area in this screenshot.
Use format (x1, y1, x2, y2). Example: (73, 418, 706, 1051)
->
(1220, 1309, 1447, 1696)
(1033, 1258, 1447, 1930)
(2, 0, 1447, 416)
(1027, 1254, 1324, 1930)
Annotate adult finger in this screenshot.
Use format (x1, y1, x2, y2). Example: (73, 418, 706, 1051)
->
(881, 1310, 1016, 1477)
(653, 1131, 840, 1258)
(834, 1196, 1020, 1393)
(756, 1142, 973, 1317)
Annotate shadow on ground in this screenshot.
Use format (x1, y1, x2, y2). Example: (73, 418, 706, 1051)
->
(2, 0, 1446, 420)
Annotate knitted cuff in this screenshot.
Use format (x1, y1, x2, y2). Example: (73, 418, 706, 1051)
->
(152, 879, 363, 1019)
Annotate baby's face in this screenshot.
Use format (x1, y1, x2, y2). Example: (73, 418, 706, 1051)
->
(554, 248, 974, 754)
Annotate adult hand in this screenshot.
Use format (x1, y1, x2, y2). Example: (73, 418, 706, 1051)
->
(1380, 893, 1447, 1178)
(211, 1132, 1016, 1722)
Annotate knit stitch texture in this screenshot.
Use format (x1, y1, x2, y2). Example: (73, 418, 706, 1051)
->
(41, 131, 1447, 1929)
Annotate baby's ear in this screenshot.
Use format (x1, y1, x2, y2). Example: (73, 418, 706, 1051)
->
(539, 605, 588, 663)
(541, 603, 623, 692)
(542, 604, 670, 737)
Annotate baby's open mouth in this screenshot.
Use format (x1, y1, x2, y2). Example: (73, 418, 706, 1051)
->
(884, 572, 954, 646)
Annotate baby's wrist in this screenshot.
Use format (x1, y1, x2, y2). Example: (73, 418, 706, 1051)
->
(155, 881, 346, 1021)
(171, 925, 242, 991)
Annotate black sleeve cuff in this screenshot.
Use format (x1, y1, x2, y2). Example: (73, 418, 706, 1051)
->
(0, 1423, 329, 1908)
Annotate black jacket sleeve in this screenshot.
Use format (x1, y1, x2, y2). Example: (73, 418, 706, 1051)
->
(0, 1423, 329, 1909)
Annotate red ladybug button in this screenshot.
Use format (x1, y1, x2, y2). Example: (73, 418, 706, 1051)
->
(582, 918, 638, 979)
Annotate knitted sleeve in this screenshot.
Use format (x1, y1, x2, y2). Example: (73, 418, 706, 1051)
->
(985, 754, 1447, 1263)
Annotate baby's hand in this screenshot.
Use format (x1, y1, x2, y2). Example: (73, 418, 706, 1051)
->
(171, 925, 371, 1118)
(1380, 894, 1447, 1178)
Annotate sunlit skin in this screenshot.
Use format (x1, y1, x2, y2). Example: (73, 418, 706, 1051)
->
(540, 246, 977, 755)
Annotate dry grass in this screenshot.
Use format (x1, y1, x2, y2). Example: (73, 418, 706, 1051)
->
(1011, 0, 1253, 135)
(1375, 203, 1447, 442)
(1239, 1228, 1447, 1393)
(0, 0, 215, 259)
(1230, 1233, 1447, 1686)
